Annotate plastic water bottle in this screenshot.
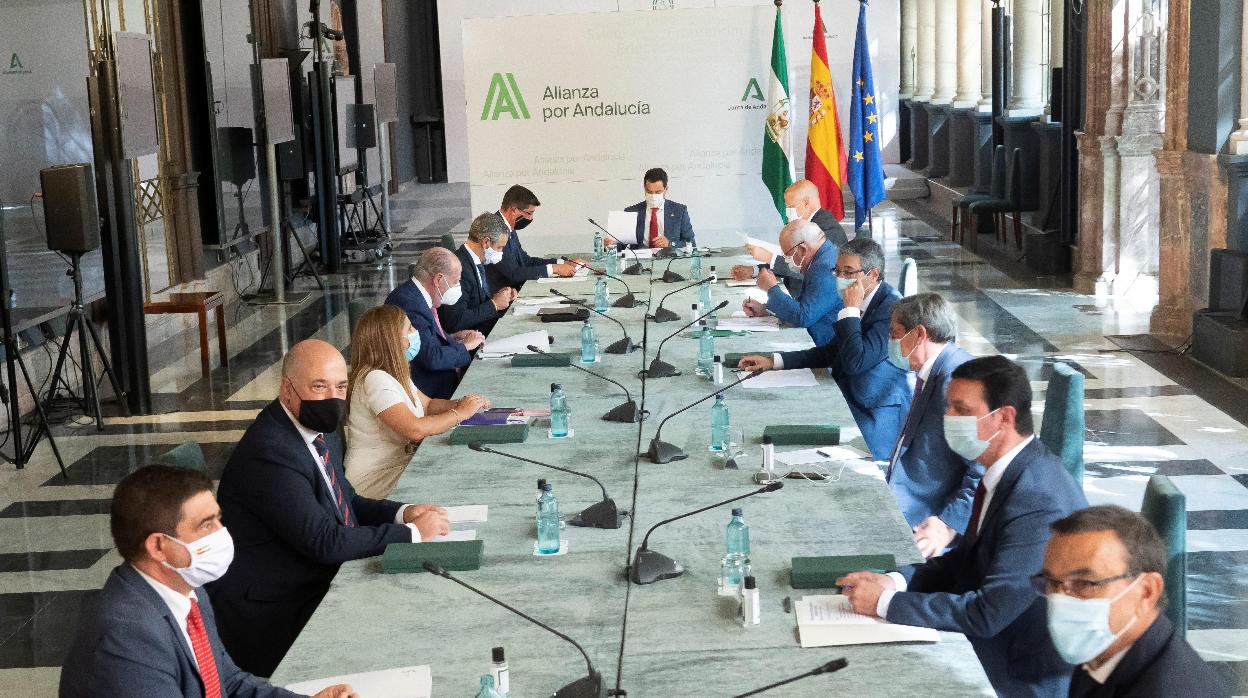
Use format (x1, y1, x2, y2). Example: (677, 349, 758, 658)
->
(696, 321, 715, 377)
(689, 247, 703, 281)
(699, 281, 714, 324)
(537, 483, 561, 554)
(476, 674, 505, 698)
(594, 277, 609, 312)
(606, 249, 620, 276)
(592, 228, 604, 261)
(722, 507, 751, 589)
(549, 383, 570, 438)
(580, 319, 597, 364)
(710, 394, 730, 452)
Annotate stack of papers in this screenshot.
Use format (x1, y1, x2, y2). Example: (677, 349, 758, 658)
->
(477, 330, 550, 359)
(725, 278, 758, 288)
(745, 236, 782, 257)
(740, 368, 819, 389)
(717, 316, 781, 332)
(287, 664, 432, 696)
(794, 595, 940, 648)
(774, 446, 870, 466)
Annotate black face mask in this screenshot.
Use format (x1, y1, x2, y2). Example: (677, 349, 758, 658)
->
(513, 215, 532, 231)
(289, 383, 346, 433)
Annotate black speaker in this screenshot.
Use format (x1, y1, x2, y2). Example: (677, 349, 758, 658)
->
(216, 127, 256, 186)
(39, 163, 100, 254)
(349, 103, 377, 150)
(1209, 248, 1248, 315)
(276, 138, 305, 182)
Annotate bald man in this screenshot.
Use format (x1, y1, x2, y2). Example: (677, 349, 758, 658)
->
(206, 339, 450, 677)
(732, 179, 849, 296)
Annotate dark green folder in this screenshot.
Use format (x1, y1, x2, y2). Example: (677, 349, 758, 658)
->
(381, 540, 484, 573)
(448, 423, 529, 445)
(790, 554, 897, 589)
(511, 352, 574, 368)
(763, 424, 840, 446)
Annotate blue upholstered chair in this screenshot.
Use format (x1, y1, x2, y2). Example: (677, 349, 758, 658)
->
(898, 257, 919, 297)
(1141, 474, 1187, 637)
(1040, 361, 1085, 485)
(160, 442, 206, 472)
(440, 233, 457, 251)
(348, 299, 374, 336)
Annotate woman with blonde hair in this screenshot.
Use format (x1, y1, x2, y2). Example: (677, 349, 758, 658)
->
(345, 304, 488, 498)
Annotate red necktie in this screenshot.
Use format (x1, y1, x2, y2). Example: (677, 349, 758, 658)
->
(648, 207, 659, 247)
(314, 434, 353, 526)
(886, 377, 925, 479)
(965, 481, 988, 538)
(186, 600, 223, 698)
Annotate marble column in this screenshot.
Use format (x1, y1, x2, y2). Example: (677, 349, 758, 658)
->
(900, 0, 917, 99)
(1230, 0, 1248, 154)
(978, 0, 993, 110)
(1008, 0, 1045, 115)
(914, 0, 936, 101)
(953, 0, 982, 108)
(932, 0, 957, 104)
(1152, 0, 1194, 339)
(1073, 0, 1115, 295)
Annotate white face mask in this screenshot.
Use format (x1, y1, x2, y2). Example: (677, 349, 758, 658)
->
(943, 408, 1001, 461)
(646, 192, 665, 208)
(1047, 576, 1143, 665)
(439, 278, 463, 306)
(483, 247, 504, 265)
(785, 206, 800, 222)
(162, 527, 234, 588)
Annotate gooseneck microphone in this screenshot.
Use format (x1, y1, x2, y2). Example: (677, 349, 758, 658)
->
(645, 368, 763, 463)
(423, 561, 611, 697)
(526, 344, 642, 423)
(630, 482, 783, 584)
(550, 289, 639, 354)
(732, 659, 849, 697)
(640, 300, 729, 379)
(661, 252, 687, 283)
(569, 259, 640, 308)
(649, 278, 709, 323)
(468, 443, 623, 528)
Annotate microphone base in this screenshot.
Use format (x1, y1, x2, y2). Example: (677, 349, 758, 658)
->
(603, 337, 639, 354)
(646, 437, 687, 464)
(569, 498, 622, 529)
(649, 306, 680, 323)
(655, 246, 680, 259)
(602, 400, 642, 423)
(630, 548, 685, 584)
(553, 672, 607, 698)
(640, 359, 680, 379)
(611, 293, 639, 308)
(622, 264, 644, 276)
(661, 270, 686, 283)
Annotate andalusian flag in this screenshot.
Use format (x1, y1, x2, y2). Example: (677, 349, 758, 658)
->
(804, 2, 848, 221)
(761, 5, 794, 222)
(848, 0, 887, 230)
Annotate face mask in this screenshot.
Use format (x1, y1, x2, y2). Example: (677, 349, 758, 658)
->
(888, 329, 916, 371)
(646, 192, 665, 208)
(439, 278, 463, 306)
(483, 247, 504, 265)
(1047, 576, 1142, 665)
(836, 277, 856, 293)
(405, 331, 421, 361)
(162, 527, 234, 588)
(513, 214, 532, 231)
(785, 207, 799, 222)
(290, 381, 347, 433)
(943, 408, 1001, 461)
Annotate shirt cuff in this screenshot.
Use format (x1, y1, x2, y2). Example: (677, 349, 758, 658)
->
(837, 306, 863, 321)
(751, 265, 760, 278)
(395, 505, 423, 543)
(875, 573, 908, 618)
(887, 571, 908, 592)
(772, 353, 784, 370)
(545, 264, 554, 277)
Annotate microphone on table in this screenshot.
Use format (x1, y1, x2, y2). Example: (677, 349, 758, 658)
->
(526, 344, 642, 423)
(467, 443, 623, 528)
(732, 658, 849, 698)
(550, 289, 640, 354)
(423, 561, 612, 697)
(640, 301, 728, 379)
(660, 252, 687, 283)
(569, 259, 640, 308)
(629, 481, 783, 585)
(644, 368, 763, 463)
(648, 278, 709, 323)
(588, 218, 647, 275)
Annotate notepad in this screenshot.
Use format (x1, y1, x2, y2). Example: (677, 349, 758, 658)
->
(477, 330, 550, 359)
(794, 595, 939, 647)
(287, 664, 432, 696)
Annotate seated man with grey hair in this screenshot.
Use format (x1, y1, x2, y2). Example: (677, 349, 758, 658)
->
(438, 213, 518, 335)
(886, 292, 982, 557)
(385, 248, 484, 399)
(741, 219, 842, 346)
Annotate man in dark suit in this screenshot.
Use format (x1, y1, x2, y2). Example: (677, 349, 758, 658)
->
(740, 219, 842, 346)
(206, 339, 450, 677)
(485, 185, 580, 292)
(731, 179, 848, 296)
(610, 167, 695, 249)
(61, 464, 353, 697)
(1042, 506, 1228, 697)
(838, 355, 1089, 697)
(386, 248, 484, 399)
(439, 212, 517, 336)
(885, 292, 982, 557)
(740, 238, 912, 460)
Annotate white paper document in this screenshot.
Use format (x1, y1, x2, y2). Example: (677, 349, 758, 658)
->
(514, 297, 566, 306)
(774, 446, 871, 467)
(724, 279, 757, 288)
(424, 529, 476, 543)
(606, 210, 637, 245)
(535, 269, 590, 284)
(745, 236, 782, 257)
(716, 316, 781, 332)
(287, 664, 432, 697)
(478, 330, 550, 358)
(446, 505, 488, 523)
(740, 368, 819, 389)
(512, 305, 543, 316)
(794, 595, 940, 648)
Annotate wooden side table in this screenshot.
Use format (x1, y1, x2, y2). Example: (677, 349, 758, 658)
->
(143, 291, 228, 380)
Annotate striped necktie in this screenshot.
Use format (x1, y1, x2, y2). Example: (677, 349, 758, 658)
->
(186, 599, 223, 698)
(313, 434, 353, 526)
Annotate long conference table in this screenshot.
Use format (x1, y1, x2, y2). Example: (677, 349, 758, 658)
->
(271, 252, 994, 697)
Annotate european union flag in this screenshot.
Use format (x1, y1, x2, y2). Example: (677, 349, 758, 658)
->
(848, 1, 886, 231)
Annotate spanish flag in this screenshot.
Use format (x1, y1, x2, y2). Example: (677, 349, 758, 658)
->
(804, 2, 848, 221)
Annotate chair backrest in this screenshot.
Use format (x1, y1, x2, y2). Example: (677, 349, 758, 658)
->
(1141, 474, 1187, 637)
(348, 299, 374, 336)
(1039, 361, 1085, 485)
(1005, 148, 1024, 206)
(440, 233, 456, 251)
(160, 442, 206, 472)
(898, 257, 919, 297)
(989, 145, 1007, 200)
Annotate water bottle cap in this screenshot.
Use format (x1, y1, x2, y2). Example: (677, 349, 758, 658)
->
(492, 646, 505, 662)
(762, 435, 773, 445)
(551, 383, 561, 392)
(732, 507, 743, 516)
(744, 575, 757, 589)
(542, 483, 552, 491)
(714, 355, 722, 362)
(538, 478, 547, 490)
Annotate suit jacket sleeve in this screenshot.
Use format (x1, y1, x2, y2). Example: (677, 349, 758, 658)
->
(772, 256, 804, 282)
(938, 460, 982, 532)
(829, 311, 891, 376)
(675, 205, 695, 247)
(496, 235, 553, 282)
(409, 310, 471, 373)
(886, 503, 1060, 638)
(438, 295, 499, 335)
(210, 605, 303, 698)
(778, 342, 838, 370)
(765, 262, 842, 329)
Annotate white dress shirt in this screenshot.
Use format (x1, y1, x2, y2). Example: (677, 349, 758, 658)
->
(1083, 646, 1131, 684)
(875, 434, 1037, 617)
(464, 245, 487, 290)
(498, 210, 555, 277)
(132, 565, 198, 669)
(280, 403, 420, 541)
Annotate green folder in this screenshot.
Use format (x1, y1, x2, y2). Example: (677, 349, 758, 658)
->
(511, 352, 574, 368)
(763, 424, 840, 446)
(790, 554, 897, 589)
(448, 423, 529, 445)
(381, 540, 484, 573)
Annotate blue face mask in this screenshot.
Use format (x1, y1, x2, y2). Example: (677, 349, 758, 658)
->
(1046, 576, 1142, 665)
(942, 408, 1000, 461)
(888, 329, 916, 372)
(836, 276, 855, 292)
(404, 331, 421, 361)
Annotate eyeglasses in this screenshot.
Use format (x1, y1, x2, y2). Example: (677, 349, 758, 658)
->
(833, 267, 867, 278)
(1030, 572, 1135, 598)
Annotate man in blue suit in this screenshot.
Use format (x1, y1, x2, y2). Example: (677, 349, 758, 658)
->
(61, 464, 353, 697)
(838, 355, 1088, 697)
(1042, 506, 1228, 697)
(611, 167, 695, 249)
(485, 185, 579, 292)
(731, 179, 848, 296)
(885, 292, 982, 557)
(740, 219, 842, 346)
(207, 339, 450, 676)
(439, 212, 517, 336)
(386, 248, 484, 399)
(740, 238, 911, 460)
